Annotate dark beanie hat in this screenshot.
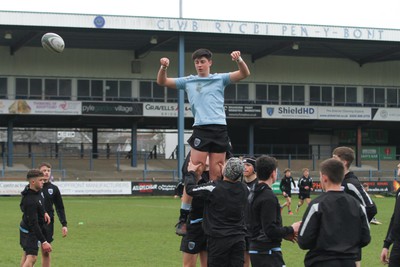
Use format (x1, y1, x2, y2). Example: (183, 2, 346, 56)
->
(243, 157, 256, 171)
(223, 157, 245, 181)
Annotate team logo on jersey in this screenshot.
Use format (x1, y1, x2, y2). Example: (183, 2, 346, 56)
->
(194, 138, 201, 147)
(266, 107, 274, 116)
(188, 241, 196, 250)
(48, 188, 54, 195)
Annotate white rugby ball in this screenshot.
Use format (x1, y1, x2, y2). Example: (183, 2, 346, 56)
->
(41, 33, 65, 53)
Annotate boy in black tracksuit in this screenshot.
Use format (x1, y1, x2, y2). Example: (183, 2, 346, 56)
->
(248, 155, 301, 267)
(380, 163, 400, 266)
(185, 157, 249, 267)
(298, 158, 371, 267)
(20, 169, 52, 267)
(332, 146, 377, 266)
(279, 168, 296, 215)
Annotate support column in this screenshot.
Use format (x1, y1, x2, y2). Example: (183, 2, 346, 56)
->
(356, 126, 362, 167)
(177, 34, 185, 181)
(248, 124, 254, 156)
(92, 128, 98, 159)
(131, 123, 137, 167)
(7, 120, 13, 167)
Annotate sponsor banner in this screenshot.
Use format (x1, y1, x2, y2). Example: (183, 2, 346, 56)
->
(0, 182, 27, 195)
(55, 182, 132, 195)
(143, 102, 193, 117)
(373, 108, 400, 121)
(263, 105, 318, 119)
(361, 146, 396, 160)
(82, 102, 142, 115)
(225, 105, 262, 118)
(131, 182, 177, 196)
(0, 100, 81, 115)
(362, 181, 393, 193)
(318, 106, 371, 120)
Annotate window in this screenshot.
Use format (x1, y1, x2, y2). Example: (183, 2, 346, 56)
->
(281, 85, 304, 105)
(0, 78, 7, 99)
(105, 80, 132, 101)
(139, 81, 165, 102)
(363, 87, 385, 107)
(44, 79, 71, 100)
(77, 79, 104, 100)
(16, 78, 42, 99)
(310, 86, 332, 106)
(224, 83, 249, 103)
(387, 88, 399, 107)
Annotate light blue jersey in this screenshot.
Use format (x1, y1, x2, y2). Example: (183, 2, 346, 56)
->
(175, 73, 231, 126)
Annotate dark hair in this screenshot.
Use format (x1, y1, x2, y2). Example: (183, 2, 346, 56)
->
(255, 155, 278, 181)
(192, 48, 212, 61)
(332, 146, 354, 169)
(38, 162, 52, 169)
(320, 158, 344, 184)
(26, 169, 44, 180)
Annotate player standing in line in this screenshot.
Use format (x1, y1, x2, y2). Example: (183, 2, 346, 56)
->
(248, 155, 301, 267)
(332, 146, 377, 267)
(38, 162, 68, 267)
(296, 168, 313, 213)
(20, 169, 52, 267)
(185, 157, 249, 267)
(242, 156, 258, 267)
(157, 48, 250, 234)
(298, 158, 371, 267)
(279, 168, 296, 215)
(179, 153, 210, 267)
(380, 162, 400, 266)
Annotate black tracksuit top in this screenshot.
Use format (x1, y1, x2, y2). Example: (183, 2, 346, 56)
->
(298, 191, 371, 267)
(185, 171, 248, 238)
(42, 182, 67, 226)
(20, 187, 47, 243)
(248, 182, 294, 251)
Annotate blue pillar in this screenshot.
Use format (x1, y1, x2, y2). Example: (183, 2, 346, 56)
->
(177, 34, 185, 181)
(7, 120, 13, 167)
(248, 124, 254, 155)
(131, 122, 137, 167)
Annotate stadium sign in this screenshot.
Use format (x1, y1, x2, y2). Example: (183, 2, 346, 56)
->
(82, 102, 142, 116)
(224, 105, 262, 118)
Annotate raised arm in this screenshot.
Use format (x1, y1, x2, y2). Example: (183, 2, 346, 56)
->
(156, 57, 177, 89)
(229, 51, 250, 82)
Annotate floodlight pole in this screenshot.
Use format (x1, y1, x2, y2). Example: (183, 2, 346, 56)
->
(177, 0, 185, 181)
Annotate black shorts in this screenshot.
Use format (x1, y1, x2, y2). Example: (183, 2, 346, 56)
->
(43, 220, 55, 243)
(299, 192, 311, 200)
(249, 251, 285, 267)
(207, 235, 245, 267)
(283, 191, 292, 198)
(180, 222, 207, 254)
(20, 227, 40, 256)
(310, 259, 356, 267)
(187, 125, 229, 153)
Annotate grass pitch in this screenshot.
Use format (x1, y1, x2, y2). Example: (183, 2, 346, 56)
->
(1, 194, 394, 267)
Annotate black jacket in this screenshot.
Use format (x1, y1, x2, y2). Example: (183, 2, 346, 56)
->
(248, 182, 294, 251)
(20, 186, 47, 243)
(279, 176, 296, 192)
(185, 171, 248, 238)
(42, 182, 67, 226)
(298, 176, 313, 194)
(298, 191, 371, 266)
(342, 171, 377, 222)
(383, 188, 400, 249)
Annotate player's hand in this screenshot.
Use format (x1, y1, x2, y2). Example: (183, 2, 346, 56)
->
(283, 192, 287, 197)
(41, 242, 52, 253)
(305, 186, 309, 190)
(187, 160, 204, 179)
(283, 233, 298, 243)
(380, 248, 389, 265)
(230, 51, 241, 61)
(62, 226, 68, 238)
(291, 221, 302, 234)
(160, 57, 170, 68)
(44, 213, 51, 224)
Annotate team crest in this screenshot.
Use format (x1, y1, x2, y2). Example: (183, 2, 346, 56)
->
(194, 138, 201, 147)
(266, 107, 274, 116)
(48, 188, 54, 195)
(188, 241, 196, 250)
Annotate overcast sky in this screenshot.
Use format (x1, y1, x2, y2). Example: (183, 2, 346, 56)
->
(1, 0, 400, 29)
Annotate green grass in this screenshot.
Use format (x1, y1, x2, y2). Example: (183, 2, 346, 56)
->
(0, 195, 393, 267)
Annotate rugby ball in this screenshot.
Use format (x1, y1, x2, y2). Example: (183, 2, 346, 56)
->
(41, 33, 65, 53)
